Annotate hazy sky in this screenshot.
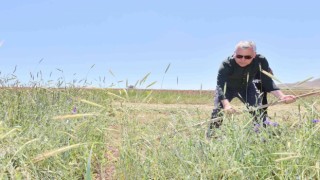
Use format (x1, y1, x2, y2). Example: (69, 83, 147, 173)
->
(1, 0, 320, 90)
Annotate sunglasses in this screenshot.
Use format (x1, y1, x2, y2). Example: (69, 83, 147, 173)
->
(235, 55, 253, 60)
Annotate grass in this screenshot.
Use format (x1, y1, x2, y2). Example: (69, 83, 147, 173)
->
(115, 96, 320, 179)
(0, 75, 319, 179)
(0, 87, 115, 179)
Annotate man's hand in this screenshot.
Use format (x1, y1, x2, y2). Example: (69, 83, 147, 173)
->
(223, 106, 238, 114)
(271, 90, 296, 104)
(221, 99, 238, 114)
(280, 95, 296, 104)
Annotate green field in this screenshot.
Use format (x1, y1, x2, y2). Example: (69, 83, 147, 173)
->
(0, 87, 319, 179)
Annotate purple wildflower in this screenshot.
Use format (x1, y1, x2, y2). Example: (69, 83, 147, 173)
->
(264, 120, 279, 127)
(72, 106, 77, 114)
(264, 120, 272, 125)
(254, 124, 261, 133)
(312, 119, 320, 123)
(271, 122, 279, 127)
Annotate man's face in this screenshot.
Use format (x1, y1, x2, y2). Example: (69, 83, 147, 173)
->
(233, 47, 256, 67)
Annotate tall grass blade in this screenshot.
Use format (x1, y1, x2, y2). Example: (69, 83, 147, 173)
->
(107, 91, 127, 101)
(274, 155, 301, 162)
(261, 70, 282, 83)
(272, 152, 297, 155)
(142, 91, 153, 103)
(0, 128, 20, 140)
(259, 64, 262, 72)
(109, 70, 115, 77)
(134, 80, 139, 88)
(308, 123, 320, 139)
(85, 145, 94, 180)
(8, 138, 39, 166)
(122, 88, 129, 100)
(52, 113, 97, 120)
(33, 143, 86, 163)
(79, 99, 106, 108)
(294, 77, 314, 87)
(165, 63, 171, 74)
(13, 65, 17, 74)
(146, 81, 157, 89)
(316, 162, 320, 180)
(161, 63, 171, 88)
(56, 68, 63, 73)
(140, 72, 151, 86)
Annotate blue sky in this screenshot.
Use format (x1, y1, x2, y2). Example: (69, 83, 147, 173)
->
(1, 0, 320, 90)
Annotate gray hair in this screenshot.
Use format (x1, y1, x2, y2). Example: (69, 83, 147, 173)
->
(235, 41, 256, 52)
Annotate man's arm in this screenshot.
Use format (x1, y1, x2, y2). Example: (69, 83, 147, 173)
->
(257, 56, 296, 103)
(271, 90, 296, 103)
(216, 59, 238, 113)
(216, 60, 230, 101)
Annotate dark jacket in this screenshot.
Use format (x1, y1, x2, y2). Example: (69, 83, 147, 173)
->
(216, 54, 279, 101)
(254, 66, 273, 92)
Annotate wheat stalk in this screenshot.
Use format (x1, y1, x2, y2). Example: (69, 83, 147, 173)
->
(33, 143, 86, 163)
(79, 98, 106, 108)
(52, 113, 97, 120)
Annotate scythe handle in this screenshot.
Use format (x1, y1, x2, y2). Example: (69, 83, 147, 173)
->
(255, 90, 320, 111)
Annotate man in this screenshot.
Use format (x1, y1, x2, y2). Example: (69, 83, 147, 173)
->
(207, 41, 296, 137)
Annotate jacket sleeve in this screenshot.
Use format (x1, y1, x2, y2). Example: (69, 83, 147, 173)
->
(259, 57, 280, 92)
(216, 60, 231, 101)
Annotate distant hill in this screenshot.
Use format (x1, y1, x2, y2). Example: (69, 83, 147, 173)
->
(278, 78, 320, 89)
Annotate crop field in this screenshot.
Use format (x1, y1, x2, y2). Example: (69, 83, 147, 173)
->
(0, 87, 319, 179)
